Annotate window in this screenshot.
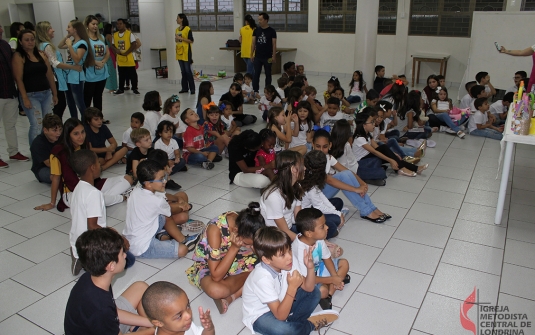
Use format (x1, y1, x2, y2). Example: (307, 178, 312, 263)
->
(182, 0, 234, 31)
(409, 0, 505, 37)
(521, 0, 535, 10)
(318, 0, 357, 33)
(244, 0, 308, 32)
(127, 0, 140, 32)
(378, 0, 397, 35)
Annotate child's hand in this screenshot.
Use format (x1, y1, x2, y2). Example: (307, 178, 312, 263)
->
(202, 152, 209, 157)
(390, 160, 399, 171)
(229, 232, 244, 249)
(174, 157, 180, 164)
(303, 245, 316, 270)
(331, 275, 343, 287)
(198, 307, 214, 331)
(291, 113, 299, 123)
(355, 186, 366, 197)
(287, 270, 304, 290)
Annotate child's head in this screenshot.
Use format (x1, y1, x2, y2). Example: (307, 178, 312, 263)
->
(435, 86, 449, 101)
(259, 128, 276, 153)
(130, 112, 145, 129)
(374, 109, 384, 128)
(131, 128, 152, 149)
(266, 106, 285, 128)
(162, 95, 180, 116)
(229, 82, 242, 97)
(296, 64, 304, 75)
(354, 109, 375, 139)
(294, 101, 314, 128)
(301, 149, 327, 191)
(327, 76, 340, 93)
(474, 97, 489, 112)
(350, 70, 364, 88)
(232, 129, 261, 152)
(330, 119, 352, 158)
(157, 120, 176, 140)
(142, 90, 162, 112)
(244, 72, 253, 84)
(312, 129, 331, 155)
(470, 85, 486, 99)
(436, 75, 445, 87)
(375, 65, 385, 78)
(465, 81, 477, 95)
(233, 72, 244, 84)
(264, 84, 278, 101)
(287, 87, 303, 107)
(376, 100, 393, 118)
(403, 90, 423, 121)
(514, 71, 527, 85)
(142, 281, 193, 333)
(42, 113, 63, 143)
(253, 226, 292, 269)
(304, 85, 317, 100)
(219, 100, 234, 118)
(295, 208, 327, 240)
(366, 89, 380, 106)
(331, 87, 345, 100)
(426, 75, 439, 89)
(294, 74, 308, 87)
(197, 82, 214, 104)
(206, 105, 222, 125)
(76, 227, 126, 276)
(62, 118, 87, 153)
(235, 202, 266, 247)
(283, 61, 296, 76)
(262, 150, 304, 206)
(277, 76, 289, 89)
(84, 107, 104, 127)
(326, 97, 340, 116)
(70, 149, 99, 179)
(503, 92, 514, 107)
(137, 159, 167, 192)
(476, 71, 489, 84)
(180, 108, 199, 126)
(147, 149, 171, 173)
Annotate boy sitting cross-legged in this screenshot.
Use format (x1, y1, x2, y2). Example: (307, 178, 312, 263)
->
(123, 112, 145, 153)
(181, 108, 220, 170)
(30, 113, 63, 184)
(242, 226, 339, 335)
(64, 227, 154, 335)
(293, 208, 350, 310)
(142, 281, 215, 335)
(126, 128, 153, 179)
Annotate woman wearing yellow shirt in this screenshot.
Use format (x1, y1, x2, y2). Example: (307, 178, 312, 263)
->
(239, 15, 256, 76)
(176, 13, 195, 94)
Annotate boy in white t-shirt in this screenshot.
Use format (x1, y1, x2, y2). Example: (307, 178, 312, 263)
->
(506, 71, 527, 94)
(276, 76, 288, 103)
(69, 149, 133, 275)
(467, 98, 503, 140)
(293, 209, 350, 310)
(469, 85, 487, 113)
(242, 226, 339, 335)
(320, 97, 353, 128)
(123, 112, 145, 152)
(242, 73, 258, 103)
(459, 81, 477, 109)
(475, 71, 496, 98)
(489, 92, 513, 126)
(142, 281, 215, 335)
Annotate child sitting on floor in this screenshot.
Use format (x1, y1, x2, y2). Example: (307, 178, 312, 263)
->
(259, 85, 283, 121)
(204, 105, 232, 155)
(242, 226, 339, 335)
(323, 76, 340, 104)
(255, 129, 278, 181)
(467, 97, 504, 140)
(181, 108, 220, 170)
(459, 81, 477, 110)
(31, 113, 62, 184)
(489, 92, 513, 125)
(346, 70, 368, 104)
(242, 73, 258, 103)
(320, 97, 353, 129)
(143, 90, 163, 140)
(142, 281, 215, 335)
(293, 208, 350, 310)
(219, 101, 241, 139)
(154, 121, 187, 177)
(122, 112, 145, 153)
(126, 128, 153, 179)
(161, 95, 187, 148)
(277, 76, 288, 103)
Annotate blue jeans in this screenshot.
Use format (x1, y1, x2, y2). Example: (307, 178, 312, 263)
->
(253, 287, 320, 335)
(178, 60, 195, 93)
(21, 90, 53, 145)
(324, 198, 343, 239)
(380, 139, 416, 158)
(186, 145, 220, 165)
(469, 128, 503, 140)
(243, 57, 254, 76)
(322, 170, 377, 217)
(35, 166, 51, 184)
(253, 57, 272, 92)
(385, 129, 400, 139)
(346, 95, 361, 104)
(357, 157, 388, 181)
(65, 83, 86, 119)
(139, 215, 180, 258)
(170, 158, 187, 174)
(430, 113, 467, 132)
(125, 250, 135, 269)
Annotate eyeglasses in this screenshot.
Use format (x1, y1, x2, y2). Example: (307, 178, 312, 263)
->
(148, 173, 168, 184)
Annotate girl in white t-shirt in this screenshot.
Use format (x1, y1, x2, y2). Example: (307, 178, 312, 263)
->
(266, 106, 302, 154)
(142, 91, 163, 141)
(311, 131, 390, 224)
(259, 150, 304, 241)
(289, 101, 315, 152)
(347, 70, 368, 104)
(219, 101, 241, 137)
(161, 94, 187, 147)
(258, 85, 282, 121)
(430, 87, 467, 138)
(329, 119, 359, 173)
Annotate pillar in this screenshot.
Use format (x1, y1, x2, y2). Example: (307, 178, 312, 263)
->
(164, 0, 182, 84)
(354, 0, 380, 86)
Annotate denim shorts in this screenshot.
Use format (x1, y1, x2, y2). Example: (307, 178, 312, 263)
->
(139, 215, 179, 259)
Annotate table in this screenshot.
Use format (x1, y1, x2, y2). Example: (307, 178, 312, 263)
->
(219, 47, 297, 75)
(495, 106, 535, 224)
(150, 47, 167, 78)
(411, 54, 450, 87)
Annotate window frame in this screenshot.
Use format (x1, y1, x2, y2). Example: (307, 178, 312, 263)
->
(244, 0, 309, 32)
(318, 0, 358, 33)
(182, 0, 234, 32)
(378, 0, 398, 35)
(521, 0, 535, 10)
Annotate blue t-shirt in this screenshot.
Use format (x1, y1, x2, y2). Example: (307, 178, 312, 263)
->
(39, 42, 68, 91)
(85, 38, 109, 83)
(67, 40, 87, 84)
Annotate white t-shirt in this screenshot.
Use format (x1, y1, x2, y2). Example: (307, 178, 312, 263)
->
(154, 138, 179, 159)
(337, 142, 359, 173)
(242, 262, 296, 333)
(320, 111, 345, 128)
(259, 96, 281, 112)
(292, 235, 331, 277)
(431, 99, 450, 112)
(276, 87, 286, 99)
(144, 111, 162, 141)
(302, 186, 341, 216)
(489, 100, 506, 117)
(349, 81, 366, 98)
(325, 154, 338, 175)
(289, 122, 309, 148)
(221, 114, 234, 130)
(353, 136, 371, 161)
(242, 83, 253, 93)
(468, 110, 488, 133)
(122, 127, 136, 149)
(160, 114, 187, 134)
(395, 110, 416, 132)
(123, 187, 172, 256)
(260, 187, 301, 228)
(154, 323, 204, 335)
(69, 181, 106, 258)
(459, 94, 472, 109)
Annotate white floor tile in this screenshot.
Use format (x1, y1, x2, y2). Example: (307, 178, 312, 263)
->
(190, 292, 245, 335)
(0, 314, 51, 335)
(0, 228, 27, 252)
(2, 182, 51, 201)
(0, 279, 43, 322)
(370, 188, 418, 209)
(111, 261, 159, 298)
(0, 250, 35, 282)
(3, 211, 69, 238)
(510, 188, 535, 207)
(0, 209, 23, 228)
(185, 184, 230, 206)
(500, 263, 535, 301)
(192, 199, 247, 220)
(498, 293, 535, 329)
(416, 188, 464, 210)
(1, 194, 53, 218)
(336, 218, 396, 248)
(0, 195, 18, 208)
(432, 164, 473, 181)
(378, 238, 442, 275)
(405, 202, 459, 227)
(458, 202, 507, 226)
(507, 220, 535, 244)
(327, 238, 382, 276)
(441, 239, 504, 275)
(393, 219, 452, 248)
(509, 202, 535, 224)
(450, 219, 506, 249)
(8, 230, 70, 263)
(504, 239, 535, 270)
(331, 273, 363, 308)
(222, 187, 261, 206)
(425, 175, 469, 194)
(379, 175, 427, 194)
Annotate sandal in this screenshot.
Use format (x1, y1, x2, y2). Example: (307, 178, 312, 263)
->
(398, 169, 416, 177)
(417, 163, 429, 174)
(155, 230, 170, 241)
(319, 295, 333, 310)
(326, 241, 343, 258)
(184, 219, 205, 232)
(361, 215, 386, 224)
(213, 294, 236, 314)
(343, 274, 351, 284)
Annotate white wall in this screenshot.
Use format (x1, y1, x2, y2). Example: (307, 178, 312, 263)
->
(137, 0, 166, 71)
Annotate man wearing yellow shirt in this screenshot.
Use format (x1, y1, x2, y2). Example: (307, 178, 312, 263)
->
(110, 18, 139, 95)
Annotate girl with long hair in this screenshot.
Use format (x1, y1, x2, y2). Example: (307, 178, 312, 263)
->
(240, 14, 257, 75)
(176, 13, 195, 94)
(228, 129, 270, 188)
(103, 23, 118, 92)
(196, 81, 213, 124)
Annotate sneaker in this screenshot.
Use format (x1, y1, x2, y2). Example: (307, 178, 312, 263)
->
(183, 233, 202, 251)
(70, 248, 83, 276)
(459, 125, 466, 131)
(340, 207, 350, 217)
(9, 152, 29, 161)
(212, 154, 223, 163)
(121, 186, 135, 199)
(445, 128, 456, 134)
(439, 126, 448, 132)
(202, 161, 215, 170)
(0, 160, 8, 168)
(457, 130, 466, 139)
(124, 86, 130, 91)
(166, 179, 181, 190)
(319, 295, 333, 310)
(113, 89, 125, 95)
(133, 89, 141, 95)
(308, 310, 340, 331)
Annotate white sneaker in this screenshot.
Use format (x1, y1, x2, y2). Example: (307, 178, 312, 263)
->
(459, 125, 466, 131)
(439, 126, 448, 132)
(457, 131, 466, 139)
(445, 128, 456, 134)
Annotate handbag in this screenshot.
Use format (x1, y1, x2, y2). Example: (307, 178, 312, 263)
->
(226, 39, 240, 47)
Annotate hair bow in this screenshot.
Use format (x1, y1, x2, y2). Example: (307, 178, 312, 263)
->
(219, 103, 226, 111)
(170, 95, 179, 103)
(313, 125, 331, 133)
(202, 101, 217, 110)
(395, 79, 403, 85)
(435, 86, 442, 94)
(378, 103, 387, 112)
(330, 76, 338, 81)
(293, 101, 299, 108)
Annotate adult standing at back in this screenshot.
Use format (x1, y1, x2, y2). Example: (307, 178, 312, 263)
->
(84, 15, 110, 113)
(251, 13, 277, 94)
(9, 22, 24, 51)
(111, 18, 139, 96)
(103, 24, 118, 93)
(0, 24, 29, 167)
(175, 13, 195, 95)
(239, 14, 256, 76)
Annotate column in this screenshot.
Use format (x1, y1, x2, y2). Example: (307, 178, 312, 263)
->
(354, 0, 380, 86)
(164, 0, 183, 84)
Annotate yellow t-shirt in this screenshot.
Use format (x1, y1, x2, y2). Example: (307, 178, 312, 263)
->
(114, 30, 135, 67)
(240, 26, 254, 58)
(50, 154, 71, 194)
(175, 26, 191, 61)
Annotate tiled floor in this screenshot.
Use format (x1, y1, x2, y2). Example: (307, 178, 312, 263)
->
(0, 71, 534, 335)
